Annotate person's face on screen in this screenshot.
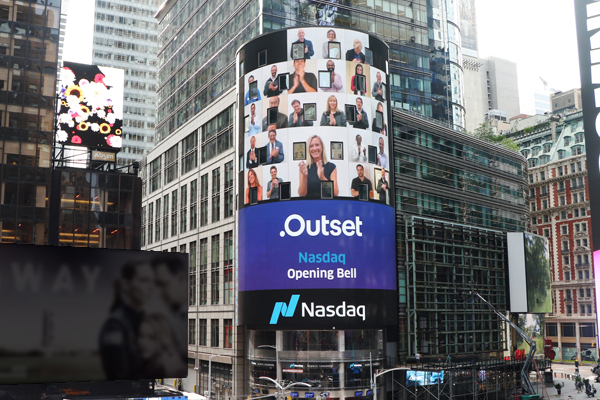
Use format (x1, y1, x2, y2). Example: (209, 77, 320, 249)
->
(309, 137, 323, 162)
(155, 262, 186, 309)
(138, 320, 159, 360)
(377, 103, 384, 112)
(356, 64, 363, 75)
(250, 136, 256, 148)
(356, 98, 363, 111)
(379, 137, 384, 152)
(356, 135, 362, 145)
(271, 65, 277, 78)
(128, 263, 155, 308)
(377, 72, 382, 83)
(381, 169, 386, 179)
(354, 41, 362, 54)
(292, 101, 301, 114)
(251, 103, 256, 115)
(248, 76, 254, 85)
(327, 30, 335, 41)
(298, 29, 305, 41)
(327, 60, 335, 72)
(294, 59, 305, 74)
(270, 167, 277, 180)
(357, 165, 364, 179)
(269, 130, 277, 143)
(328, 96, 337, 112)
(269, 96, 279, 108)
(248, 170, 256, 185)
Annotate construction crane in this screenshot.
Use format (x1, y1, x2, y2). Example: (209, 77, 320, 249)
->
(460, 290, 540, 396)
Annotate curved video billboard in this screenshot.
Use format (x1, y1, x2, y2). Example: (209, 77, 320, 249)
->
(237, 27, 396, 330)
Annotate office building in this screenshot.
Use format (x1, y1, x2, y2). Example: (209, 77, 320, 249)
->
(463, 56, 520, 133)
(0, 0, 62, 245)
(92, 0, 160, 166)
(507, 110, 597, 362)
(551, 88, 582, 114)
(143, 0, 531, 392)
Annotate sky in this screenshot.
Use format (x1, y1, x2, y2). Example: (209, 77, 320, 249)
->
(62, 0, 582, 114)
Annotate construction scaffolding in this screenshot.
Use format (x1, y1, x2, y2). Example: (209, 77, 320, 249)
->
(378, 358, 552, 400)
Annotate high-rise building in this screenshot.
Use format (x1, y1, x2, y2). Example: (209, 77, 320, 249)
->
(143, 0, 532, 393)
(91, 0, 160, 167)
(463, 56, 520, 133)
(508, 109, 597, 362)
(551, 88, 582, 114)
(0, 0, 62, 245)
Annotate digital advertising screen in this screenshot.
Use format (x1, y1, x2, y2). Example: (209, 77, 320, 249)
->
(56, 61, 124, 150)
(237, 28, 396, 330)
(0, 243, 187, 384)
(406, 370, 445, 386)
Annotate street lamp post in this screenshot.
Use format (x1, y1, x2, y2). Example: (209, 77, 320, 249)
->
(258, 345, 280, 384)
(208, 354, 227, 400)
(371, 367, 407, 400)
(259, 376, 310, 400)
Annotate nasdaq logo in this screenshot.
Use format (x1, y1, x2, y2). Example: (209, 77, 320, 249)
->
(270, 294, 300, 324)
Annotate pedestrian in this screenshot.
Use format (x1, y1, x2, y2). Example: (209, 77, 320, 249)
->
(415, 352, 421, 367)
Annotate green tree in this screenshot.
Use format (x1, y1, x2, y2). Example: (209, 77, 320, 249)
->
(469, 122, 520, 152)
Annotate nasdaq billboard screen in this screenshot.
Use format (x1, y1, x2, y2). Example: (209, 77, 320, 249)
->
(237, 27, 396, 330)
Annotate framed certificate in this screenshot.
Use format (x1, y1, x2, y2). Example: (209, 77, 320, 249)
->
(249, 81, 258, 100)
(293, 142, 306, 160)
(327, 42, 341, 59)
(267, 107, 279, 125)
(330, 141, 343, 160)
(355, 75, 366, 93)
(365, 48, 373, 65)
(280, 182, 291, 200)
(304, 103, 316, 121)
(358, 183, 369, 201)
(258, 50, 267, 67)
(368, 145, 377, 164)
(244, 115, 250, 133)
(345, 104, 356, 123)
(278, 73, 290, 91)
(375, 110, 384, 130)
(321, 181, 333, 199)
(292, 43, 305, 60)
(319, 71, 332, 88)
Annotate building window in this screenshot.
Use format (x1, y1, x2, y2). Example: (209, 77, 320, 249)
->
(200, 174, 209, 226)
(224, 319, 233, 349)
(171, 189, 178, 236)
(224, 231, 234, 305)
(571, 163, 575, 173)
(199, 319, 207, 346)
(562, 226, 568, 235)
(585, 270, 590, 279)
(202, 106, 234, 163)
(531, 202, 536, 212)
(200, 238, 208, 305)
(190, 241, 197, 306)
(560, 196, 566, 206)
(564, 272, 570, 281)
(211, 319, 219, 347)
(543, 229, 550, 238)
(564, 255, 569, 265)
(141, 206, 146, 247)
(561, 211, 567, 219)
(543, 215, 549, 223)
(150, 157, 161, 192)
(212, 167, 220, 223)
(542, 200, 548, 209)
(211, 234, 220, 305)
(148, 203, 154, 244)
(564, 137, 571, 146)
(155, 199, 161, 242)
(540, 171, 546, 180)
(578, 270, 583, 280)
(529, 175, 534, 184)
(163, 194, 169, 239)
(566, 305, 572, 315)
(164, 145, 178, 185)
(224, 161, 234, 218)
(182, 130, 198, 175)
(189, 319, 196, 345)
(190, 180, 198, 230)
(180, 184, 187, 233)
(546, 322, 558, 337)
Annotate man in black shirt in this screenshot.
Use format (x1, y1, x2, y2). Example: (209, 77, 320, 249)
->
(350, 97, 369, 129)
(264, 65, 283, 97)
(350, 164, 373, 199)
(288, 59, 317, 94)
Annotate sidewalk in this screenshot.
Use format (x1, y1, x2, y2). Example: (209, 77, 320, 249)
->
(547, 377, 599, 399)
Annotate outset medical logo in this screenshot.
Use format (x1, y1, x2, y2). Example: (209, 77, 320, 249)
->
(269, 294, 366, 324)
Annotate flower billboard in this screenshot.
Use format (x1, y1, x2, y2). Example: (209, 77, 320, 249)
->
(56, 62, 124, 149)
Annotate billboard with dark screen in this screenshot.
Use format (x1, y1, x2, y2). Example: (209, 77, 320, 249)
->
(56, 62, 124, 149)
(236, 28, 396, 330)
(0, 243, 187, 384)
